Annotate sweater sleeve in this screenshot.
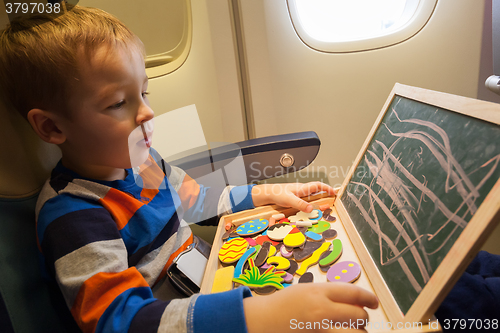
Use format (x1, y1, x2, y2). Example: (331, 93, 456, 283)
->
(191, 287, 253, 333)
(36, 194, 192, 333)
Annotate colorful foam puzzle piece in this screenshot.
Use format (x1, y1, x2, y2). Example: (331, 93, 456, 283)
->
(319, 251, 332, 272)
(254, 241, 271, 266)
(327, 261, 361, 283)
(233, 258, 285, 290)
(322, 208, 337, 222)
(296, 242, 331, 275)
(211, 266, 235, 293)
(298, 272, 314, 283)
(258, 263, 274, 275)
(253, 285, 277, 295)
(259, 262, 273, 271)
(250, 244, 261, 261)
(255, 235, 279, 246)
(293, 241, 324, 261)
(260, 263, 273, 270)
(305, 231, 323, 241)
(288, 210, 320, 225)
(274, 243, 282, 253)
(286, 260, 299, 275)
(307, 220, 331, 233)
(283, 227, 306, 248)
(319, 239, 343, 267)
(280, 245, 293, 258)
(272, 213, 285, 220)
(295, 220, 313, 227)
(308, 209, 323, 221)
(280, 271, 294, 283)
(222, 226, 237, 241)
(236, 219, 269, 236)
(322, 229, 337, 239)
(268, 245, 277, 257)
(301, 210, 319, 219)
(297, 226, 308, 234)
(219, 237, 248, 263)
(267, 224, 294, 241)
(234, 247, 257, 279)
(243, 237, 258, 246)
(266, 256, 291, 270)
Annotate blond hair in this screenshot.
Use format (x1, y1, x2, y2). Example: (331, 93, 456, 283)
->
(0, 4, 144, 119)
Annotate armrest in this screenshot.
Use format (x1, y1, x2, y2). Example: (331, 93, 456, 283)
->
(168, 131, 320, 184)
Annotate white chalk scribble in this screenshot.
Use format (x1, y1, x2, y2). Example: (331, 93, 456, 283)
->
(344, 100, 500, 294)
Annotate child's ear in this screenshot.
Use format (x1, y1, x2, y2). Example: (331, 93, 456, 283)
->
(27, 109, 66, 145)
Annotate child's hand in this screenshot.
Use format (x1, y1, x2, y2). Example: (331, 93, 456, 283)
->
(224, 182, 335, 230)
(252, 182, 337, 212)
(243, 282, 378, 332)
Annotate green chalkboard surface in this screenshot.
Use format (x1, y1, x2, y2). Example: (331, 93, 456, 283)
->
(340, 93, 500, 314)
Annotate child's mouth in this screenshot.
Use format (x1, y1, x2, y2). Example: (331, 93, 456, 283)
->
(141, 124, 151, 148)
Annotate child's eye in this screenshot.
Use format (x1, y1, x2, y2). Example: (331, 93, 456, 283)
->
(108, 100, 125, 109)
(142, 91, 150, 98)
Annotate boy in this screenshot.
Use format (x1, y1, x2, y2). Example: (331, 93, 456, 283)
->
(0, 5, 378, 333)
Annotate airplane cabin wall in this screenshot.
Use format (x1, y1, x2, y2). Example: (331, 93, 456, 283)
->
(228, 0, 500, 254)
(146, 0, 246, 148)
(236, 0, 487, 188)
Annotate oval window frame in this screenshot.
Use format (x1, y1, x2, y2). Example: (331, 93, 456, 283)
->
(286, 0, 438, 53)
(79, 0, 193, 78)
(145, 0, 192, 78)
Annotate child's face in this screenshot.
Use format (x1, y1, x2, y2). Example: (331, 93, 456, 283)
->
(58, 45, 153, 177)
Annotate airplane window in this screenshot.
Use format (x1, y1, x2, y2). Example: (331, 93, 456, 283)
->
(79, 0, 192, 78)
(287, 0, 437, 52)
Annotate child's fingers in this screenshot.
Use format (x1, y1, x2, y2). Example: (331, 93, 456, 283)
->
(297, 182, 336, 197)
(287, 194, 312, 212)
(323, 283, 379, 310)
(330, 302, 370, 325)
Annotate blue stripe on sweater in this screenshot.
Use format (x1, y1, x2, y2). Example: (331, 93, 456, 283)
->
(37, 194, 102, 246)
(95, 286, 159, 333)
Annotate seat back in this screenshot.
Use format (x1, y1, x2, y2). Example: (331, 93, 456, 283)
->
(0, 98, 79, 332)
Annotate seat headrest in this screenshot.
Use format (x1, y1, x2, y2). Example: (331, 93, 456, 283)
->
(0, 98, 61, 198)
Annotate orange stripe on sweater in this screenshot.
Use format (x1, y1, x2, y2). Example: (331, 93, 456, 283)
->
(177, 174, 201, 211)
(138, 156, 164, 202)
(154, 233, 194, 286)
(71, 268, 149, 333)
(100, 189, 143, 230)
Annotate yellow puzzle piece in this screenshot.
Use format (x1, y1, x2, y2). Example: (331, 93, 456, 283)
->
(211, 266, 235, 293)
(296, 242, 330, 275)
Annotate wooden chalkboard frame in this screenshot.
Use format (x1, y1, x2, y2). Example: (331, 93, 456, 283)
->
(336, 83, 500, 325)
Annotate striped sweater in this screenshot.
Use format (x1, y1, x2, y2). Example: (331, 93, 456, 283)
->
(35, 151, 254, 333)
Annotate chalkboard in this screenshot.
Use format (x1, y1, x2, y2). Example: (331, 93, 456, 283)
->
(338, 84, 500, 321)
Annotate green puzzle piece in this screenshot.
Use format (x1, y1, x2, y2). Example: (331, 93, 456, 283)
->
(307, 220, 330, 233)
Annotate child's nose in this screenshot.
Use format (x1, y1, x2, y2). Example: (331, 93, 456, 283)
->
(137, 102, 154, 124)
